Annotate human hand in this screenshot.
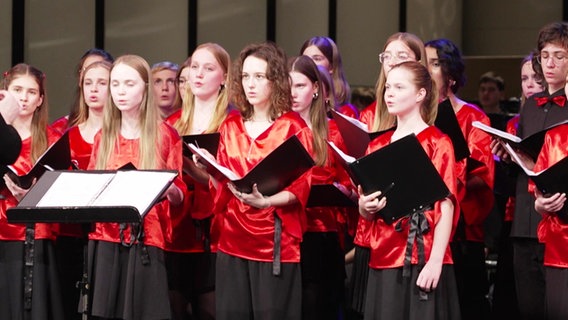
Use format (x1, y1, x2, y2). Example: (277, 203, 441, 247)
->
(228, 183, 271, 209)
(357, 185, 386, 220)
(416, 259, 443, 292)
(535, 189, 566, 214)
(3, 174, 32, 202)
(0, 90, 21, 125)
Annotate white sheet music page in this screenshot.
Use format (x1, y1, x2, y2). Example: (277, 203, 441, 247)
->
(36, 172, 115, 207)
(91, 171, 177, 216)
(188, 143, 240, 180)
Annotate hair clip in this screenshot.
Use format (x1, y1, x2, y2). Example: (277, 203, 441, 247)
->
(3, 71, 8, 78)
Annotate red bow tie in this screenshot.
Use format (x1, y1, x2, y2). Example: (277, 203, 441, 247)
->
(535, 95, 566, 107)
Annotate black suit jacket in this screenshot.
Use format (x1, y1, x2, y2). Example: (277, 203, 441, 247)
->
(0, 114, 22, 165)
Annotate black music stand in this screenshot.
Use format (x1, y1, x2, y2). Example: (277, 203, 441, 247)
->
(7, 169, 178, 319)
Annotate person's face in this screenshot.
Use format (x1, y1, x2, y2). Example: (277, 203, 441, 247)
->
(83, 66, 109, 111)
(384, 67, 424, 118)
(478, 81, 502, 109)
(520, 61, 544, 99)
(303, 45, 332, 73)
(189, 48, 226, 101)
(539, 43, 568, 91)
(8, 75, 43, 118)
(381, 40, 417, 73)
(242, 56, 271, 109)
(178, 66, 190, 103)
(425, 46, 445, 98)
(152, 69, 177, 110)
(290, 71, 318, 118)
(110, 63, 146, 114)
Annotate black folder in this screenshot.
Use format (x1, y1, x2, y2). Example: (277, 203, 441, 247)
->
(434, 100, 470, 161)
(333, 134, 451, 224)
(473, 120, 568, 160)
(182, 132, 221, 157)
(7, 169, 178, 224)
(189, 135, 315, 196)
(331, 110, 387, 158)
(307, 184, 357, 207)
(3, 131, 71, 189)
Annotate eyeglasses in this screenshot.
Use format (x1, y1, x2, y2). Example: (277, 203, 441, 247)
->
(537, 52, 568, 65)
(378, 51, 412, 64)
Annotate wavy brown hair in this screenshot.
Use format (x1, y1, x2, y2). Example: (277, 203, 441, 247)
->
(230, 42, 291, 120)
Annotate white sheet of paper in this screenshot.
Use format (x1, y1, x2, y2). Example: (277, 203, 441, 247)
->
(92, 171, 177, 216)
(37, 172, 115, 207)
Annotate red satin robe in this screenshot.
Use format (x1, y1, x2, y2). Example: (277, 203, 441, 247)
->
(51, 115, 69, 134)
(534, 125, 568, 267)
(456, 104, 495, 242)
(366, 127, 458, 269)
(504, 115, 520, 222)
(353, 102, 377, 248)
(59, 125, 96, 237)
(0, 127, 61, 241)
(305, 120, 353, 233)
(164, 114, 207, 253)
(212, 111, 312, 263)
(337, 103, 359, 119)
(87, 122, 185, 250)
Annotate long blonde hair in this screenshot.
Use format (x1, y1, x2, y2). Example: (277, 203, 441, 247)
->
(69, 60, 112, 128)
(2, 63, 49, 163)
(95, 55, 160, 169)
(174, 43, 231, 134)
(372, 32, 427, 131)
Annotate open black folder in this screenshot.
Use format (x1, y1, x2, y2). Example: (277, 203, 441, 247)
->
(189, 135, 315, 196)
(503, 143, 568, 221)
(434, 100, 470, 161)
(329, 134, 451, 224)
(330, 110, 386, 158)
(182, 132, 221, 157)
(473, 120, 568, 160)
(307, 184, 357, 207)
(7, 169, 178, 224)
(3, 131, 71, 189)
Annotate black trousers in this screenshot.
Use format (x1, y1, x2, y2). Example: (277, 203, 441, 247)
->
(451, 241, 490, 320)
(512, 238, 546, 320)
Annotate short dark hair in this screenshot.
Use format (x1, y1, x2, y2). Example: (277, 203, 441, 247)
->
(479, 71, 505, 91)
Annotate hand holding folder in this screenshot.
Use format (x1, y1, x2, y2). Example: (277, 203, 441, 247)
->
(189, 135, 315, 196)
(3, 131, 71, 189)
(329, 134, 450, 224)
(472, 120, 568, 160)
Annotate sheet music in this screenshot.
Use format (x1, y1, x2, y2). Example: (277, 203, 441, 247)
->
(333, 110, 369, 131)
(92, 171, 177, 216)
(37, 172, 115, 207)
(328, 141, 356, 163)
(188, 143, 240, 180)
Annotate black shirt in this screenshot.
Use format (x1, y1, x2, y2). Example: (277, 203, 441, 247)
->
(512, 88, 568, 238)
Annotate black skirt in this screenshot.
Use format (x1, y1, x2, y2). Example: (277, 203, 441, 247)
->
(349, 245, 370, 314)
(364, 265, 461, 320)
(0, 240, 64, 320)
(87, 240, 171, 320)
